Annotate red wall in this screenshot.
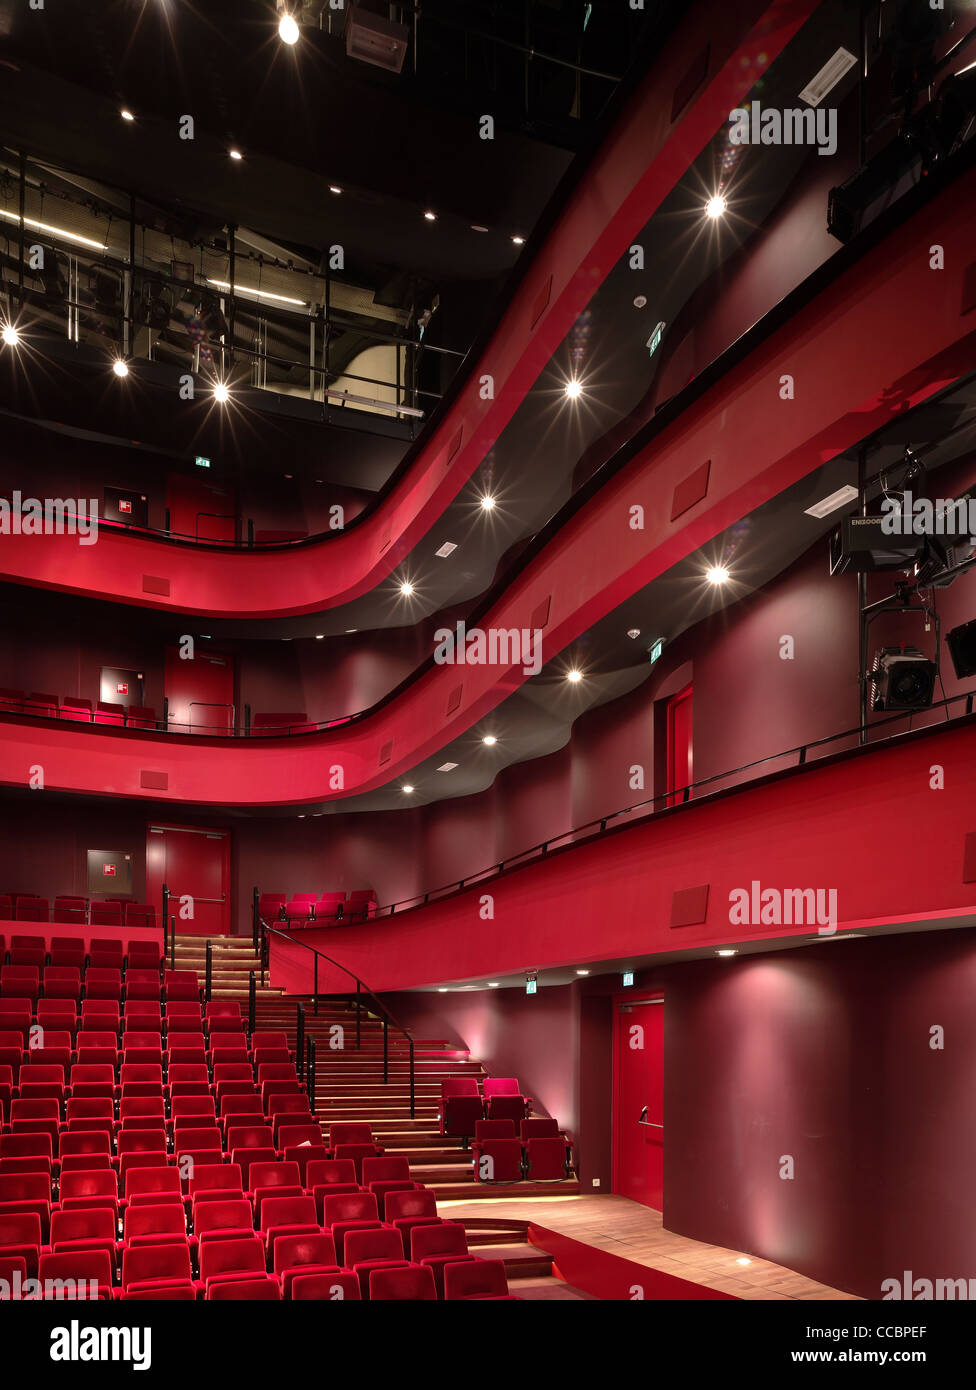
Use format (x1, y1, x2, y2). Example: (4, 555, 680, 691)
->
(661, 929, 976, 1299)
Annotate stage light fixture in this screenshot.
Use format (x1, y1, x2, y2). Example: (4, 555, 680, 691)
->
(229, 149, 243, 161)
(120, 108, 135, 122)
(564, 379, 582, 399)
(869, 646, 937, 712)
(479, 494, 496, 511)
(706, 566, 730, 585)
(329, 186, 342, 195)
(112, 358, 129, 377)
(399, 580, 414, 596)
(1, 323, 20, 347)
(512, 235, 524, 245)
(402, 784, 415, 794)
(424, 211, 437, 221)
(482, 735, 497, 746)
(213, 382, 230, 403)
(566, 669, 583, 683)
(705, 194, 727, 219)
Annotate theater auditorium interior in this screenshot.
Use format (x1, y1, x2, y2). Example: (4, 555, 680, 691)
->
(0, 0, 975, 1351)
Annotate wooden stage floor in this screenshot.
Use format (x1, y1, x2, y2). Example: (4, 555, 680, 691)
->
(441, 1193, 860, 1301)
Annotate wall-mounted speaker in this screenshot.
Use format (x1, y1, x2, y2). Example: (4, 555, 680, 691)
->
(947, 618, 976, 679)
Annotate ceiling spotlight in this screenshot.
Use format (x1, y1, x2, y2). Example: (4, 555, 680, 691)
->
(564, 379, 583, 400)
(424, 210, 437, 221)
(402, 784, 415, 794)
(479, 494, 496, 511)
(229, 149, 243, 162)
(716, 949, 737, 957)
(706, 566, 730, 585)
(213, 382, 230, 403)
(512, 235, 524, 245)
(329, 186, 342, 195)
(488, 982, 500, 988)
(633, 295, 647, 309)
(438, 988, 449, 993)
(278, 12, 300, 44)
(399, 580, 414, 597)
(315, 634, 324, 640)
(120, 108, 135, 122)
(566, 669, 583, 684)
(482, 735, 497, 746)
(471, 224, 489, 233)
(112, 358, 129, 377)
(627, 628, 640, 640)
(705, 193, 727, 219)
(1, 323, 20, 347)
(575, 969, 590, 976)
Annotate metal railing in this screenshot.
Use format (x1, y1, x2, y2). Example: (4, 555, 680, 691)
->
(261, 922, 415, 1113)
(355, 688, 973, 921)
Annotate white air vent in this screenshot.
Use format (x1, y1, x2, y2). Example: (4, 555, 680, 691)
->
(799, 48, 857, 107)
(346, 6, 409, 74)
(435, 541, 457, 558)
(804, 484, 859, 519)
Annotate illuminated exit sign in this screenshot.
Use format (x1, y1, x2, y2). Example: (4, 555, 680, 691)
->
(195, 455, 211, 469)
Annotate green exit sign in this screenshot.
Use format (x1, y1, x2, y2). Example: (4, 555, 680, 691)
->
(195, 455, 211, 469)
(649, 638, 664, 664)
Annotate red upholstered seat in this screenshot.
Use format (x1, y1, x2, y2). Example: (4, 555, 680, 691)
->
(291, 1269, 361, 1300)
(273, 1231, 339, 1298)
(443, 1258, 521, 1300)
(369, 1264, 438, 1301)
(345, 1225, 410, 1298)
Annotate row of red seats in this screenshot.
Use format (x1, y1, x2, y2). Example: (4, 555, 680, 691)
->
(0, 1195, 517, 1300)
(0, 964, 197, 1002)
(1, 1025, 288, 1078)
(471, 1118, 574, 1184)
(441, 1075, 531, 1136)
(259, 890, 377, 926)
(0, 689, 157, 727)
(2, 933, 160, 967)
(0, 998, 244, 1039)
(0, 900, 156, 929)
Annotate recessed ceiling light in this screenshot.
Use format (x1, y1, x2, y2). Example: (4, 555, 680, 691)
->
(437, 762, 458, 772)
(278, 12, 300, 44)
(803, 484, 859, 519)
(705, 194, 727, 219)
(435, 541, 457, 558)
(512, 235, 524, 245)
(706, 566, 730, 585)
(229, 149, 243, 161)
(315, 634, 324, 640)
(488, 982, 500, 988)
(112, 358, 129, 377)
(120, 108, 135, 122)
(424, 210, 437, 221)
(402, 785, 414, 794)
(564, 379, 583, 399)
(716, 949, 737, 957)
(399, 581, 414, 596)
(627, 628, 640, 640)
(213, 382, 230, 403)
(482, 735, 497, 746)
(438, 988, 449, 993)
(329, 186, 342, 195)
(471, 225, 489, 232)
(479, 494, 496, 511)
(345, 629, 357, 634)
(1, 323, 20, 347)
(633, 295, 647, 309)
(566, 669, 583, 683)
(575, 969, 590, 976)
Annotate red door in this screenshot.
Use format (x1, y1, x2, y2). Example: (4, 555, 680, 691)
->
(165, 646, 235, 735)
(613, 997, 664, 1210)
(666, 683, 693, 807)
(146, 823, 231, 937)
(166, 473, 237, 543)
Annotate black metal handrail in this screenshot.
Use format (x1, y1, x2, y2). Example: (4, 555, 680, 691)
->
(363, 688, 973, 919)
(262, 923, 413, 1107)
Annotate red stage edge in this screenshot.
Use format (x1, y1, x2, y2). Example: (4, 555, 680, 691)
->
(526, 1221, 738, 1301)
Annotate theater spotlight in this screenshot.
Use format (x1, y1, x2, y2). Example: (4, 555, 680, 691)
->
(213, 382, 230, 404)
(278, 9, 300, 45)
(946, 618, 976, 679)
(112, 358, 129, 377)
(1, 322, 20, 347)
(869, 646, 937, 711)
(705, 193, 727, 219)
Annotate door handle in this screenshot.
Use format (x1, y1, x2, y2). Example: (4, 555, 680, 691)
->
(637, 1106, 663, 1130)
